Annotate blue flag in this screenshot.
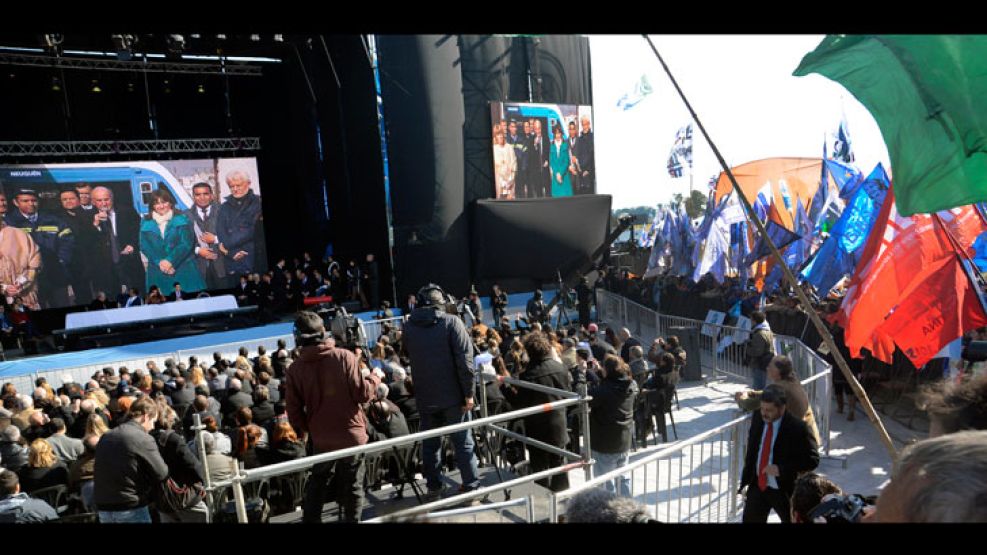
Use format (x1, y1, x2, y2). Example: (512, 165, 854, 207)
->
(825, 159, 865, 200)
(809, 139, 829, 226)
(744, 219, 802, 267)
(801, 163, 890, 294)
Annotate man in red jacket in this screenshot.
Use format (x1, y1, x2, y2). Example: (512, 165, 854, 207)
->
(286, 311, 380, 523)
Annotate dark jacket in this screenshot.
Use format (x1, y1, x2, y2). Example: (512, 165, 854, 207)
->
(169, 385, 195, 416)
(257, 440, 306, 466)
(186, 202, 227, 282)
(589, 373, 639, 454)
(93, 206, 144, 298)
(151, 429, 205, 491)
(0, 441, 28, 472)
(285, 342, 379, 454)
(0, 493, 58, 523)
(221, 390, 254, 423)
(5, 210, 74, 289)
(620, 337, 643, 364)
(387, 380, 418, 421)
(251, 400, 276, 427)
(93, 420, 170, 510)
(590, 337, 617, 362)
(216, 190, 262, 275)
(402, 306, 475, 412)
(746, 326, 775, 371)
(504, 358, 571, 448)
(17, 462, 69, 493)
(740, 411, 819, 498)
(526, 298, 547, 324)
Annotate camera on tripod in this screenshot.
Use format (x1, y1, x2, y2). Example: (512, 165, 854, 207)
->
(319, 306, 366, 346)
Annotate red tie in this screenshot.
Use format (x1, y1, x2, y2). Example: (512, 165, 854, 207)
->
(758, 422, 774, 491)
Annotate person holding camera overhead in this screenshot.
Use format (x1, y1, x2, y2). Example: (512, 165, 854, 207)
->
(285, 311, 380, 523)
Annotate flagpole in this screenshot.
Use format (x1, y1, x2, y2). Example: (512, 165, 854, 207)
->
(644, 35, 899, 462)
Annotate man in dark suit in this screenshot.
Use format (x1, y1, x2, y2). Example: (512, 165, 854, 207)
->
(220, 378, 253, 426)
(216, 171, 262, 279)
(574, 115, 595, 194)
(91, 186, 143, 298)
(58, 187, 97, 305)
(186, 182, 229, 291)
(739, 384, 820, 523)
(166, 282, 185, 302)
(529, 119, 549, 198)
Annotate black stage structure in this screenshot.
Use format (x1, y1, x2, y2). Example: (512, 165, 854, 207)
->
(0, 34, 599, 335)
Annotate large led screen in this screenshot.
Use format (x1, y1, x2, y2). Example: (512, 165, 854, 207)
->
(0, 158, 264, 310)
(490, 102, 596, 200)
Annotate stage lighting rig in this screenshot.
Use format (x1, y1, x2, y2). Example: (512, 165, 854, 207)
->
(42, 34, 63, 56)
(111, 34, 137, 61)
(166, 34, 185, 60)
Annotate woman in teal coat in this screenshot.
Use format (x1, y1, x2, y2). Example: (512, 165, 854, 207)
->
(141, 188, 206, 294)
(548, 123, 573, 197)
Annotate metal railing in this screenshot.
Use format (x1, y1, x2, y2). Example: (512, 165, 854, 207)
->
(596, 289, 833, 456)
(206, 375, 593, 523)
(552, 412, 752, 523)
(358, 316, 405, 351)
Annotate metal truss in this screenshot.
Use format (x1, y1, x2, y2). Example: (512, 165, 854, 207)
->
(0, 52, 263, 76)
(0, 137, 261, 157)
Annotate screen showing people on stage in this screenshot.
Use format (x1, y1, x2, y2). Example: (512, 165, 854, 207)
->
(0, 157, 266, 311)
(489, 102, 596, 200)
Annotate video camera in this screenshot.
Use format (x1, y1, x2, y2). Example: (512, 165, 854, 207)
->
(807, 494, 871, 523)
(317, 305, 366, 346)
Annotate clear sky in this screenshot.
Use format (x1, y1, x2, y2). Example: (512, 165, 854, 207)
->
(589, 35, 892, 209)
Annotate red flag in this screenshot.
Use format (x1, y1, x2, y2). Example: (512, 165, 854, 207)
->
(879, 253, 987, 368)
(839, 185, 987, 364)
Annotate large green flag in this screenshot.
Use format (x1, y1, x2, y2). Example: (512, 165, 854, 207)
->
(794, 35, 987, 216)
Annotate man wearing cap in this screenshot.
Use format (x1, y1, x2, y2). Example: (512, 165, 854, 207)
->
(4, 188, 73, 308)
(286, 311, 380, 523)
(0, 192, 41, 310)
(403, 284, 480, 498)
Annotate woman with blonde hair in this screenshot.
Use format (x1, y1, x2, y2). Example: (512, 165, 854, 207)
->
(85, 412, 109, 438)
(17, 438, 69, 493)
(189, 366, 207, 389)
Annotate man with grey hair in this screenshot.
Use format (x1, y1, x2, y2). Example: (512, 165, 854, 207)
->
(0, 426, 28, 471)
(91, 185, 143, 296)
(875, 430, 987, 522)
(619, 328, 642, 364)
(564, 487, 652, 523)
(199, 431, 235, 485)
(216, 170, 262, 277)
(11, 395, 35, 432)
(220, 378, 253, 426)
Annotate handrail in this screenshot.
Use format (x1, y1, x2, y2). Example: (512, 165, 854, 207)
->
(555, 412, 752, 501)
(213, 396, 584, 489)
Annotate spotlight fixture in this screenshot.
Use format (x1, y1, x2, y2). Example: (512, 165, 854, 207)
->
(197, 83, 205, 94)
(273, 34, 284, 42)
(190, 34, 201, 39)
(111, 34, 137, 61)
(51, 76, 61, 91)
(42, 34, 63, 56)
(163, 78, 171, 94)
(166, 34, 185, 60)
(216, 34, 227, 41)
(250, 34, 260, 42)
(91, 79, 102, 93)
(127, 82, 135, 93)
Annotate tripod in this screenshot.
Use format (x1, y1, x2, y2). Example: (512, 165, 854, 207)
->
(553, 270, 572, 329)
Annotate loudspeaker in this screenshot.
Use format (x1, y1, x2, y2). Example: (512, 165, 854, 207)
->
(668, 325, 702, 381)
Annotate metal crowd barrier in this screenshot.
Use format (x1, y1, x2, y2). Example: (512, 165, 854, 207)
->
(595, 289, 833, 456)
(551, 412, 752, 523)
(358, 316, 405, 351)
(203, 375, 593, 523)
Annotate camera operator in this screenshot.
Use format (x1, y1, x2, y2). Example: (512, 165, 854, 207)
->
(402, 284, 480, 498)
(791, 472, 875, 523)
(526, 290, 548, 325)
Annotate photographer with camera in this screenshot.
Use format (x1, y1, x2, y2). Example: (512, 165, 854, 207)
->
(285, 311, 380, 523)
(526, 289, 548, 325)
(402, 284, 480, 499)
(791, 472, 875, 523)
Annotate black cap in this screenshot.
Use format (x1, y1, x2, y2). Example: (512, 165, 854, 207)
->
(15, 188, 38, 198)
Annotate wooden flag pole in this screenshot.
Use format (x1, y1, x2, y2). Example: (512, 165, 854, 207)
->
(644, 35, 898, 462)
